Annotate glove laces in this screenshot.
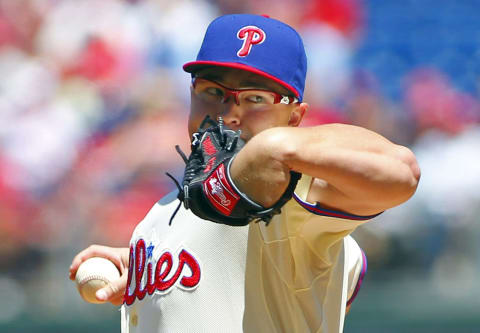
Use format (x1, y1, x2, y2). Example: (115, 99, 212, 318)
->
(165, 116, 219, 226)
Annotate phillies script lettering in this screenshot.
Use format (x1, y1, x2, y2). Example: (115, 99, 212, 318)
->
(124, 239, 201, 305)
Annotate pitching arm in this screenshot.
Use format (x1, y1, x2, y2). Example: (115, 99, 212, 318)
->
(230, 124, 420, 216)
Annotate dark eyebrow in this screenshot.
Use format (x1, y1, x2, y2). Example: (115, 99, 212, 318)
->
(239, 80, 270, 90)
(196, 75, 268, 90)
(195, 72, 288, 94)
(195, 72, 223, 82)
(240, 79, 292, 95)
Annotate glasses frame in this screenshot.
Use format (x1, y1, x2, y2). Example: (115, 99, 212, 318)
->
(192, 77, 299, 106)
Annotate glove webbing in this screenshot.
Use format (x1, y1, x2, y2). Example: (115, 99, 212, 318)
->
(166, 116, 225, 225)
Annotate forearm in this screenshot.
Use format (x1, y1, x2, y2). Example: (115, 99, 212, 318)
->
(284, 125, 419, 197)
(230, 124, 420, 212)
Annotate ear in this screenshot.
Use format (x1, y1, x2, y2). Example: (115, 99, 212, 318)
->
(288, 102, 308, 127)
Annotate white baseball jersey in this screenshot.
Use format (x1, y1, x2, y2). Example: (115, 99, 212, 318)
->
(121, 175, 374, 333)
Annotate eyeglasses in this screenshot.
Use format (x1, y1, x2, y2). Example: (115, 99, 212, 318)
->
(192, 77, 298, 109)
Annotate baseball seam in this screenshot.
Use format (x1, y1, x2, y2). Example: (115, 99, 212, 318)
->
(78, 275, 112, 285)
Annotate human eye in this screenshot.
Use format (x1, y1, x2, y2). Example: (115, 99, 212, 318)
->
(195, 81, 225, 103)
(244, 93, 268, 104)
(205, 87, 224, 97)
(249, 95, 264, 103)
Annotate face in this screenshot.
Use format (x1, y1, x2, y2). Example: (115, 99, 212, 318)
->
(188, 67, 308, 141)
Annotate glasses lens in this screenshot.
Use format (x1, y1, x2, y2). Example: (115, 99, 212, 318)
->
(193, 78, 280, 107)
(238, 91, 276, 106)
(193, 79, 225, 104)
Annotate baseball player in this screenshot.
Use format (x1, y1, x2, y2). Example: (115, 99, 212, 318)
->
(69, 14, 420, 332)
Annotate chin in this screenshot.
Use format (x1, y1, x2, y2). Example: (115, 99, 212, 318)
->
(237, 130, 250, 142)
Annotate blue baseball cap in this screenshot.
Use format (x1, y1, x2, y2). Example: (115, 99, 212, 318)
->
(183, 14, 307, 101)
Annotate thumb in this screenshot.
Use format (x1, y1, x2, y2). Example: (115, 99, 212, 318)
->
(96, 274, 127, 304)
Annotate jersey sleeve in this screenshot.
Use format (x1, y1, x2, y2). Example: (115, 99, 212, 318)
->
(293, 174, 380, 228)
(282, 174, 380, 259)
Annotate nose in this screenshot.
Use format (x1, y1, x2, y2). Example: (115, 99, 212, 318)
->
(219, 99, 242, 129)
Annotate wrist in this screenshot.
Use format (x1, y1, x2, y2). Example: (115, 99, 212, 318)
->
(229, 129, 296, 208)
(226, 157, 264, 209)
(252, 127, 299, 167)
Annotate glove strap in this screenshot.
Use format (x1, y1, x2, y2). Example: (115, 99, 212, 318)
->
(225, 157, 264, 210)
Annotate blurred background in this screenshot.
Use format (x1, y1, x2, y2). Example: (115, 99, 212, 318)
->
(0, 0, 479, 332)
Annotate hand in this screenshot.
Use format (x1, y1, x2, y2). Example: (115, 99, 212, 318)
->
(69, 245, 130, 306)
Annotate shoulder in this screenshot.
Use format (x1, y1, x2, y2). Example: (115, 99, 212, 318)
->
(157, 189, 179, 206)
(148, 190, 180, 217)
(131, 190, 180, 236)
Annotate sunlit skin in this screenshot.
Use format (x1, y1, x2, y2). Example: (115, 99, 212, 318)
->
(188, 67, 307, 141)
(189, 67, 420, 215)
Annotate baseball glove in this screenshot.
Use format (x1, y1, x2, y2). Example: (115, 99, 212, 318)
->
(167, 116, 301, 227)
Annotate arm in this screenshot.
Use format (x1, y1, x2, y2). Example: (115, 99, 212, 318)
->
(230, 124, 420, 216)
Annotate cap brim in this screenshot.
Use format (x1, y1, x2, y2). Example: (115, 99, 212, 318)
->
(183, 61, 300, 99)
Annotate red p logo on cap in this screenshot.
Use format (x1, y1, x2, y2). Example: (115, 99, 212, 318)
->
(236, 26, 266, 57)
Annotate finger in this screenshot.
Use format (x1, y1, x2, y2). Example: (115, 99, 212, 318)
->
(69, 245, 104, 280)
(69, 245, 124, 280)
(109, 293, 126, 307)
(95, 274, 128, 305)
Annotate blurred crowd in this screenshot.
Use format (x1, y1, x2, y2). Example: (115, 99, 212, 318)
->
(0, 0, 479, 328)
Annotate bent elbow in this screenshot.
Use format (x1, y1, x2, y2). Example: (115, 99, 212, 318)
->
(396, 145, 421, 197)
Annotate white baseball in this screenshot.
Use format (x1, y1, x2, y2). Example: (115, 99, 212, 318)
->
(75, 257, 120, 304)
